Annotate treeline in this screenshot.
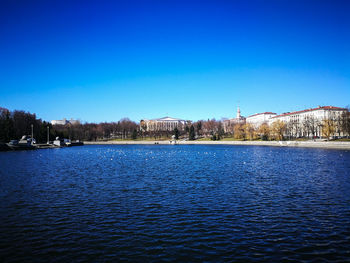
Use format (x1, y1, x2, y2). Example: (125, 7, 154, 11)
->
(140, 119, 224, 140)
(0, 107, 138, 143)
(1, 107, 350, 143)
(0, 107, 225, 143)
(52, 118, 138, 141)
(191, 119, 224, 140)
(0, 107, 51, 143)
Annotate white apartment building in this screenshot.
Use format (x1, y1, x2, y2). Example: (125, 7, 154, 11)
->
(51, 118, 80, 125)
(246, 112, 277, 128)
(140, 117, 189, 132)
(268, 106, 347, 137)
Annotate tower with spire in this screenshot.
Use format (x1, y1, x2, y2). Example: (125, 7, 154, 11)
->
(236, 105, 241, 119)
(222, 104, 246, 133)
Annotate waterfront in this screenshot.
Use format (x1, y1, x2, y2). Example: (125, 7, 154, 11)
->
(1, 145, 350, 261)
(85, 140, 350, 150)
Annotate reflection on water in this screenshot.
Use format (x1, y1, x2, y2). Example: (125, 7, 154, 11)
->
(0, 145, 350, 262)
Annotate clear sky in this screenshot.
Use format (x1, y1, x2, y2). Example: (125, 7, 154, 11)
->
(0, 0, 349, 123)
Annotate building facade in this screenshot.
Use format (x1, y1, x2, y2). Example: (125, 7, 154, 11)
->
(140, 117, 189, 132)
(268, 106, 347, 138)
(246, 112, 277, 128)
(221, 105, 348, 138)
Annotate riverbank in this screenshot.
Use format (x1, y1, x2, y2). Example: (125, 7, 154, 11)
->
(0, 143, 83, 151)
(84, 140, 350, 150)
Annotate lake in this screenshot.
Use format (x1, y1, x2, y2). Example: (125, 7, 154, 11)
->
(0, 145, 350, 262)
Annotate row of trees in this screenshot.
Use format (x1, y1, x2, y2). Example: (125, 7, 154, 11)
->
(0, 107, 52, 143)
(228, 121, 288, 141)
(224, 115, 350, 141)
(0, 107, 139, 143)
(52, 118, 138, 141)
(0, 110, 228, 142)
(190, 119, 224, 140)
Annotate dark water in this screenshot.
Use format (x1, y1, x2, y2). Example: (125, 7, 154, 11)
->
(0, 145, 350, 262)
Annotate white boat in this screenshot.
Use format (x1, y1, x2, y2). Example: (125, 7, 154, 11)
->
(7, 136, 36, 150)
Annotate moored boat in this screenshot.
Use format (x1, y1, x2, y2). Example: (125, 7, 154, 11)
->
(7, 136, 36, 150)
(70, 140, 84, 146)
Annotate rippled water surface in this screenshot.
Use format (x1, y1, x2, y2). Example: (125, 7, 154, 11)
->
(1, 145, 350, 262)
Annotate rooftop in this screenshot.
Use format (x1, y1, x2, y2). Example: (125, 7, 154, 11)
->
(152, 116, 186, 122)
(247, 112, 277, 118)
(272, 106, 346, 118)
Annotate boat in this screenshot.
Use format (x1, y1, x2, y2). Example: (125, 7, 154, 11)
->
(69, 140, 84, 146)
(7, 136, 36, 150)
(53, 137, 65, 147)
(53, 137, 84, 147)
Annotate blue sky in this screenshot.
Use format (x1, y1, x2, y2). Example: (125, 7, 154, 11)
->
(0, 0, 349, 122)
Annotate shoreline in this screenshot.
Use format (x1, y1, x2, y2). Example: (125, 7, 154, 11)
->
(84, 140, 350, 150)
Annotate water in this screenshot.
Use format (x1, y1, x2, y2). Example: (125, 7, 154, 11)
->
(0, 145, 350, 262)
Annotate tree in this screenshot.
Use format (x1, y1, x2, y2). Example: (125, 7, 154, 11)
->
(270, 120, 286, 141)
(189, 125, 195, 140)
(12, 110, 36, 139)
(322, 119, 336, 139)
(132, 129, 138, 140)
(217, 122, 224, 140)
(173, 127, 179, 140)
(340, 109, 350, 137)
(233, 124, 245, 140)
(0, 108, 14, 142)
(285, 120, 301, 139)
(202, 118, 219, 136)
(302, 115, 319, 139)
(244, 123, 255, 140)
(285, 121, 293, 140)
(223, 119, 235, 134)
(258, 123, 270, 141)
(196, 121, 202, 136)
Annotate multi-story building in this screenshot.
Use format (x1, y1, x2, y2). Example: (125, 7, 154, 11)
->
(268, 106, 347, 137)
(140, 117, 189, 132)
(222, 105, 348, 137)
(246, 112, 277, 128)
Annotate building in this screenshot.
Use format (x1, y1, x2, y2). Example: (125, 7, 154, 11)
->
(268, 106, 347, 138)
(221, 105, 348, 137)
(246, 112, 277, 128)
(223, 106, 246, 132)
(51, 118, 80, 125)
(140, 117, 189, 132)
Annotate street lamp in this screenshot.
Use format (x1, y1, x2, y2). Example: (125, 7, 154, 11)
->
(47, 126, 50, 144)
(31, 124, 34, 145)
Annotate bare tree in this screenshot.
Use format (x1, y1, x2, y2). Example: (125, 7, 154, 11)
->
(340, 108, 350, 137)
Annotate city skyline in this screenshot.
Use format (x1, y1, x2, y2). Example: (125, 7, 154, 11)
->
(1, 0, 349, 122)
(48, 104, 347, 124)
